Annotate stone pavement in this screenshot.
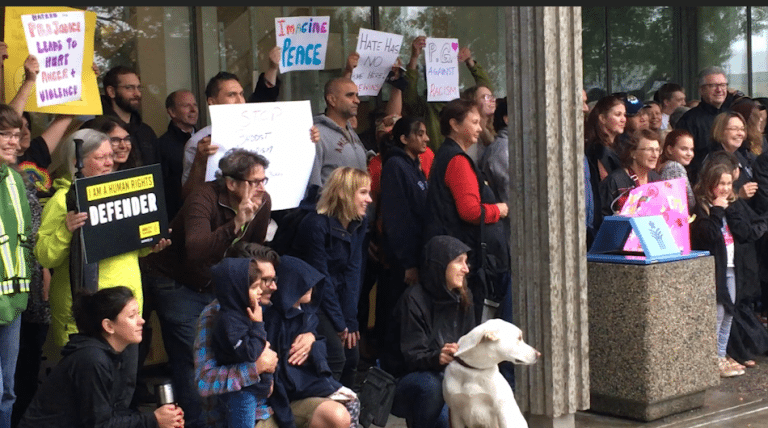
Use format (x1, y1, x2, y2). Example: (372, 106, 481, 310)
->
(376, 354, 768, 428)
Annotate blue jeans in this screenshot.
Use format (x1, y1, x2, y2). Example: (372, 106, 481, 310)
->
(151, 276, 213, 428)
(391, 371, 448, 428)
(219, 388, 259, 428)
(0, 315, 21, 428)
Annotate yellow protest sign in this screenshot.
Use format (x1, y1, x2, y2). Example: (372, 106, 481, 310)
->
(3, 6, 102, 115)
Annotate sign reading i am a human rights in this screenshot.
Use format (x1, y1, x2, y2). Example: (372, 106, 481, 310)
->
(74, 164, 168, 264)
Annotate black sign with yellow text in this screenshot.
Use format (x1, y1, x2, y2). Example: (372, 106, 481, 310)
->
(75, 164, 168, 264)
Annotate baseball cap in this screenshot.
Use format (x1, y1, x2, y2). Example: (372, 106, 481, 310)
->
(612, 92, 644, 117)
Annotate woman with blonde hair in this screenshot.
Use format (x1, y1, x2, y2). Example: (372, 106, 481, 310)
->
(292, 166, 372, 388)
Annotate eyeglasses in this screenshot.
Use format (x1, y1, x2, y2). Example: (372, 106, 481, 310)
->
(725, 126, 746, 132)
(230, 176, 269, 187)
(118, 85, 143, 92)
(479, 94, 495, 101)
(636, 147, 661, 154)
(109, 136, 132, 146)
(260, 276, 277, 286)
(0, 131, 22, 141)
(701, 83, 728, 90)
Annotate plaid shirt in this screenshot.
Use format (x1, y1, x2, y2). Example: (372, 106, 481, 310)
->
(194, 300, 272, 427)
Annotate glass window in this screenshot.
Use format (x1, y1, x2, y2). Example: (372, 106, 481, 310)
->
(697, 7, 747, 94)
(607, 7, 674, 102)
(378, 7, 507, 99)
(751, 7, 768, 97)
(582, 7, 608, 103)
(88, 6, 194, 135)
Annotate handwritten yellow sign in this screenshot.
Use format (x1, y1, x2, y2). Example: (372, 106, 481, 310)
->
(3, 6, 102, 115)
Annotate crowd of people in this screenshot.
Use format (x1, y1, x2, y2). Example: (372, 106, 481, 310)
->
(0, 33, 516, 428)
(4, 27, 768, 428)
(585, 66, 768, 379)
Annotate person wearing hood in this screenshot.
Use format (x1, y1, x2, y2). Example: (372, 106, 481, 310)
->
(263, 255, 357, 428)
(210, 256, 278, 428)
(378, 116, 430, 346)
(380, 235, 476, 428)
(18, 286, 184, 428)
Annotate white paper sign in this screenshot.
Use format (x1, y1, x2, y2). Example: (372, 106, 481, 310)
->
(425, 37, 460, 102)
(20, 11, 85, 107)
(351, 29, 403, 97)
(275, 16, 330, 73)
(207, 101, 316, 211)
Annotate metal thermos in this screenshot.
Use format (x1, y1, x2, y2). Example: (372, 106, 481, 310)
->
(155, 381, 176, 407)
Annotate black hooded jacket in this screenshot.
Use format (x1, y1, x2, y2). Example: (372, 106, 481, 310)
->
(380, 235, 477, 378)
(264, 255, 341, 428)
(18, 334, 156, 428)
(211, 258, 269, 365)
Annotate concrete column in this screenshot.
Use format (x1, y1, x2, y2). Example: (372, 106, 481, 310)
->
(506, 7, 589, 428)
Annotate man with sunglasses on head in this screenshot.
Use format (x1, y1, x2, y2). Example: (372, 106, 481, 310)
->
(101, 65, 159, 167)
(141, 147, 272, 428)
(675, 66, 734, 185)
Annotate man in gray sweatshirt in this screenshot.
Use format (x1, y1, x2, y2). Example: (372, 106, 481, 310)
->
(309, 77, 369, 188)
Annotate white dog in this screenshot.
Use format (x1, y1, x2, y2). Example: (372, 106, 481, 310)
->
(443, 318, 540, 428)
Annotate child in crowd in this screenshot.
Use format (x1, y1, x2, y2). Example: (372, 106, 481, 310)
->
(690, 157, 768, 377)
(691, 162, 744, 377)
(210, 257, 275, 428)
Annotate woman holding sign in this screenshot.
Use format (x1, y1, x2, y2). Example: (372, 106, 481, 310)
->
(34, 129, 170, 366)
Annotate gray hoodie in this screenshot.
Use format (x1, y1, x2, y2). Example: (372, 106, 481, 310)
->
(309, 114, 368, 187)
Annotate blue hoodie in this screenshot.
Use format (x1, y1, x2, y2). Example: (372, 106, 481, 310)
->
(265, 255, 341, 428)
(210, 257, 272, 397)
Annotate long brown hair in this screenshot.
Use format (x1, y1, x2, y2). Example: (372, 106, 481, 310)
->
(730, 97, 763, 155)
(657, 128, 694, 169)
(693, 162, 737, 215)
(585, 95, 623, 150)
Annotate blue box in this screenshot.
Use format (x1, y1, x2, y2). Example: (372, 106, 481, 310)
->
(588, 215, 709, 264)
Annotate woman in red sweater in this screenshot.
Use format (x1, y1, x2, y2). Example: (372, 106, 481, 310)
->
(424, 98, 509, 323)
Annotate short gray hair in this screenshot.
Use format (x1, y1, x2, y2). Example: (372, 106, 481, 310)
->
(698, 66, 727, 87)
(56, 128, 110, 178)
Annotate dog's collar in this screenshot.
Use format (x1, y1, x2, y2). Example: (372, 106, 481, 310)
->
(453, 356, 480, 370)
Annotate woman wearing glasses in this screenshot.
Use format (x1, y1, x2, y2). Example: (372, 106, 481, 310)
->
(710, 111, 757, 199)
(0, 105, 33, 428)
(35, 129, 171, 365)
(598, 128, 663, 216)
(80, 115, 142, 171)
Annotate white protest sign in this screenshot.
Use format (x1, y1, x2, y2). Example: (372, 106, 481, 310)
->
(20, 11, 85, 107)
(425, 37, 460, 102)
(351, 29, 403, 97)
(207, 101, 316, 211)
(275, 16, 330, 73)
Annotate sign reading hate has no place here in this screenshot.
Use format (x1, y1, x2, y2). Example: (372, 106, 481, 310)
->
(75, 164, 169, 264)
(351, 28, 403, 97)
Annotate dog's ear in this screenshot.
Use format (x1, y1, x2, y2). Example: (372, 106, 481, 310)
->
(480, 331, 500, 343)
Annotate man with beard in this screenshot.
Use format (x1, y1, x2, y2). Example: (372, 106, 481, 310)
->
(157, 89, 199, 222)
(101, 65, 159, 166)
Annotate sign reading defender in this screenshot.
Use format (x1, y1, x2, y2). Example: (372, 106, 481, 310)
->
(74, 164, 168, 264)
